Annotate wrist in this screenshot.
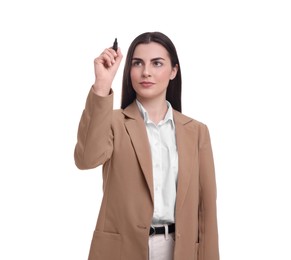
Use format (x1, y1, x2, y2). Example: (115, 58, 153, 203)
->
(92, 84, 111, 97)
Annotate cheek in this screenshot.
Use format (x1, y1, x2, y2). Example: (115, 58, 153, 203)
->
(130, 69, 139, 82)
(130, 70, 139, 90)
(156, 70, 173, 82)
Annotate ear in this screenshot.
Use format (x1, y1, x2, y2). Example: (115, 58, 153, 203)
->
(170, 64, 179, 80)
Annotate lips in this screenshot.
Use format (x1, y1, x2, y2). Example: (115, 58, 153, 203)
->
(140, 81, 154, 88)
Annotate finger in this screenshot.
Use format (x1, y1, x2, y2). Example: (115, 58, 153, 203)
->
(113, 48, 123, 65)
(94, 51, 114, 68)
(101, 48, 117, 66)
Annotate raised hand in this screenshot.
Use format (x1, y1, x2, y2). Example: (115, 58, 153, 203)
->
(92, 46, 123, 96)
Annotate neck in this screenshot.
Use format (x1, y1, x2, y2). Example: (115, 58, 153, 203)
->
(137, 98, 168, 125)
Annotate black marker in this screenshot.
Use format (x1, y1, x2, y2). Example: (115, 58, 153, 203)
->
(112, 38, 118, 51)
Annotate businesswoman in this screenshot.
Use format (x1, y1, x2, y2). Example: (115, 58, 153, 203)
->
(74, 31, 219, 260)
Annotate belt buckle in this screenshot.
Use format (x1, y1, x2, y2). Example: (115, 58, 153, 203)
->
(149, 226, 156, 236)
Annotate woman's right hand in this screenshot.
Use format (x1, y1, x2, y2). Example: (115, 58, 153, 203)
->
(92, 47, 123, 96)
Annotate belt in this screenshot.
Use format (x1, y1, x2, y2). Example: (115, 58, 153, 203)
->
(149, 223, 175, 236)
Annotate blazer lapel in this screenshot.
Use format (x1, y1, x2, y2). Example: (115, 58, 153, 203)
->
(122, 102, 154, 203)
(122, 104, 197, 210)
(174, 111, 197, 212)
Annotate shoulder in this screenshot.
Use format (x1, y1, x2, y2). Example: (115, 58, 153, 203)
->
(112, 108, 125, 120)
(173, 110, 207, 129)
(174, 110, 212, 147)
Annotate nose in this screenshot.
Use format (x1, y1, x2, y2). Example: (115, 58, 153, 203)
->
(142, 64, 151, 78)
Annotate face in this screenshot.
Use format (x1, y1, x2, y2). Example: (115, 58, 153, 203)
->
(130, 42, 178, 103)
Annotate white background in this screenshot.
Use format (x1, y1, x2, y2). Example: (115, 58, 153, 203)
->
(0, 0, 290, 259)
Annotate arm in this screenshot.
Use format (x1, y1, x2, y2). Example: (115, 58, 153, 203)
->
(74, 43, 123, 169)
(198, 124, 220, 260)
(74, 88, 114, 169)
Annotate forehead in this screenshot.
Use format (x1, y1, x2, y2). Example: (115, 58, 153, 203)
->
(133, 42, 169, 60)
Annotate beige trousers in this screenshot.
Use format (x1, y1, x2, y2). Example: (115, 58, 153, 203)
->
(148, 225, 175, 260)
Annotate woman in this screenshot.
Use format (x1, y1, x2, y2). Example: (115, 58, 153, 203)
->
(74, 31, 219, 260)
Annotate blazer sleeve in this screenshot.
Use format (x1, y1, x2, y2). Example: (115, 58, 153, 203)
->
(74, 88, 114, 170)
(198, 124, 220, 260)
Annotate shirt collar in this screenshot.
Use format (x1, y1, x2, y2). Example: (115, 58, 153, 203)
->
(135, 99, 175, 127)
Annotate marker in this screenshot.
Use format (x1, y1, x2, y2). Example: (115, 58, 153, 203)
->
(112, 38, 118, 51)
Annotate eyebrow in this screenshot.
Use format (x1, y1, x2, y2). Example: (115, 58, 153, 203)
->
(132, 57, 166, 62)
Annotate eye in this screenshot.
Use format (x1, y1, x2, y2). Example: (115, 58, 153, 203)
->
(131, 60, 143, 67)
(153, 60, 163, 67)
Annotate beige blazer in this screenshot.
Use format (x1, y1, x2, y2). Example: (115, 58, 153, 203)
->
(74, 89, 219, 260)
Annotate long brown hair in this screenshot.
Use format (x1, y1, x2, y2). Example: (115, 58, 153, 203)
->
(121, 32, 182, 112)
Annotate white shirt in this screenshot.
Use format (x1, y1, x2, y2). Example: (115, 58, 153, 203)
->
(136, 100, 178, 224)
